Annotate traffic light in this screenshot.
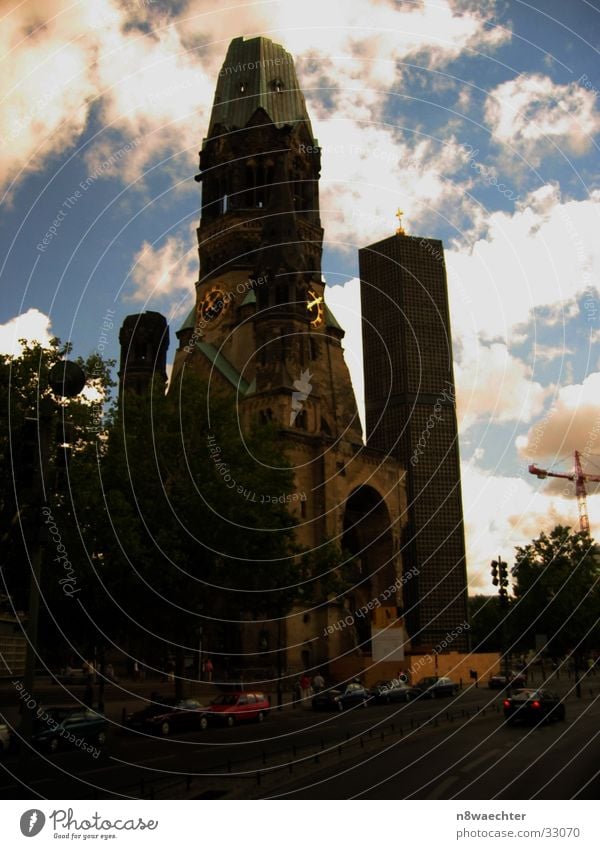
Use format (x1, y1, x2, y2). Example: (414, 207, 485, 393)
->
(491, 559, 499, 586)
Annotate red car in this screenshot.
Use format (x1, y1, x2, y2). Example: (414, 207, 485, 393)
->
(200, 691, 270, 729)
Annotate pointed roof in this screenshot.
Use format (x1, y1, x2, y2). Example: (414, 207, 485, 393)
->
(208, 36, 314, 137)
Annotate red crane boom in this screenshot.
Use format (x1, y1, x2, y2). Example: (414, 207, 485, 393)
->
(528, 450, 600, 533)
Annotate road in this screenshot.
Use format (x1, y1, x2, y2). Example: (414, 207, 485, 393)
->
(1, 681, 598, 800)
(269, 691, 600, 800)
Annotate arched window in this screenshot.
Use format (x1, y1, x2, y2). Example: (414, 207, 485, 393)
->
(294, 409, 307, 429)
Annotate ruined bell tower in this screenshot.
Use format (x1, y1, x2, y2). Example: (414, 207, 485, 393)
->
(171, 36, 407, 672)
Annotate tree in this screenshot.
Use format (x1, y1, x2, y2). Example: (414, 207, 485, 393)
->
(0, 338, 115, 634)
(87, 369, 302, 695)
(469, 594, 505, 652)
(511, 525, 600, 662)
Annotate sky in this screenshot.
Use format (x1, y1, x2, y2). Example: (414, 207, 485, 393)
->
(1, 0, 599, 593)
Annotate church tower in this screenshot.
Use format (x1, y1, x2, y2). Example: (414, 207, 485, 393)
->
(171, 36, 407, 673)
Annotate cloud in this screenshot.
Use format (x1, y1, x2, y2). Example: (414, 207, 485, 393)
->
(461, 460, 600, 592)
(516, 371, 600, 465)
(0, 0, 510, 198)
(0, 308, 53, 355)
(0, 0, 110, 198)
(318, 127, 471, 247)
(325, 276, 364, 427)
(127, 234, 196, 314)
(485, 74, 600, 164)
(446, 186, 600, 341)
(454, 338, 548, 432)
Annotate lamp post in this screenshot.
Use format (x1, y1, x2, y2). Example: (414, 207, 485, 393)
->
(491, 556, 511, 688)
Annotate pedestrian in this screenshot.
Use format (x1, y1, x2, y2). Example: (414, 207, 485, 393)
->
(133, 661, 140, 680)
(313, 671, 325, 692)
(292, 678, 302, 707)
(204, 658, 214, 682)
(300, 672, 311, 701)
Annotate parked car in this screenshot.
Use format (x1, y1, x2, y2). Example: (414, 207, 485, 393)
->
(369, 680, 420, 703)
(199, 692, 270, 728)
(488, 670, 527, 689)
(312, 682, 371, 711)
(52, 667, 89, 685)
(503, 689, 566, 725)
(0, 722, 11, 756)
(414, 676, 459, 698)
(125, 697, 205, 736)
(28, 707, 108, 753)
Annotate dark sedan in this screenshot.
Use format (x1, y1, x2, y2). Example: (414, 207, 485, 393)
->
(28, 707, 107, 754)
(414, 676, 459, 698)
(124, 697, 205, 736)
(312, 682, 371, 711)
(370, 680, 420, 703)
(503, 689, 566, 725)
(488, 671, 527, 689)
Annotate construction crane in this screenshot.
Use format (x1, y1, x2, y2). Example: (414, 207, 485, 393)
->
(528, 450, 600, 533)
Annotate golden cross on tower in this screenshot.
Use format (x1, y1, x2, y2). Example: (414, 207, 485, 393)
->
(395, 208, 406, 235)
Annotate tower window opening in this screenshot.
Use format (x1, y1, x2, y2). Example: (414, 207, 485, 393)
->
(275, 283, 288, 305)
(294, 409, 307, 429)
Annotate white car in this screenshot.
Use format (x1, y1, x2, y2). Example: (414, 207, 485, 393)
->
(0, 723, 11, 756)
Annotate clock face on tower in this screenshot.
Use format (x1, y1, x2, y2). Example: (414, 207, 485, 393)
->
(200, 288, 228, 324)
(306, 289, 324, 327)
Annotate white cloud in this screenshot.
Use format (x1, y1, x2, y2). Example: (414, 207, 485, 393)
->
(516, 371, 600, 463)
(127, 235, 196, 313)
(318, 126, 470, 247)
(0, 0, 112, 197)
(447, 186, 600, 341)
(0, 0, 509, 197)
(325, 276, 365, 427)
(0, 308, 52, 355)
(454, 338, 548, 432)
(485, 74, 600, 163)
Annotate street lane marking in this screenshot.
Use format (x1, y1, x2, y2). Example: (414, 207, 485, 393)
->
(426, 775, 458, 799)
(461, 749, 500, 773)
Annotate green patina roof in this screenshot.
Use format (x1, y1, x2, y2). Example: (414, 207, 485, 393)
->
(179, 306, 196, 331)
(241, 289, 256, 306)
(325, 304, 343, 331)
(208, 36, 313, 136)
(197, 341, 252, 395)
